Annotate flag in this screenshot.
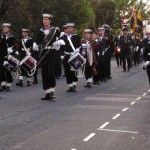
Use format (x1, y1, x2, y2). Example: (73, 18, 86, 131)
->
(136, 9, 143, 37)
(130, 5, 136, 32)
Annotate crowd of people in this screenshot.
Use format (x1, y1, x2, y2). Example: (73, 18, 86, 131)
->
(0, 13, 150, 100)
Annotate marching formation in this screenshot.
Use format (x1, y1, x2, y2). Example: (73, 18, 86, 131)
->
(0, 13, 150, 100)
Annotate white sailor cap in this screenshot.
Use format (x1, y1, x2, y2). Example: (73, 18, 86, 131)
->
(66, 23, 75, 27)
(42, 13, 53, 19)
(63, 24, 67, 29)
(2, 23, 11, 27)
(22, 28, 29, 32)
(102, 24, 110, 29)
(97, 27, 104, 30)
(84, 29, 93, 33)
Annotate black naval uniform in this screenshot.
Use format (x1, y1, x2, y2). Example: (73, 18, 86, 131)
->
(16, 37, 34, 86)
(0, 33, 8, 91)
(60, 33, 81, 92)
(35, 26, 60, 99)
(1, 34, 16, 91)
(143, 41, 150, 84)
(119, 34, 134, 71)
(132, 37, 142, 66)
(114, 35, 122, 66)
(99, 38, 113, 81)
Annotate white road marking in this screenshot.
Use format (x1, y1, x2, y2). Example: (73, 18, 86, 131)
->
(136, 97, 141, 101)
(112, 114, 121, 120)
(98, 128, 138, 134)
(83, 133, 96, 142)
(98, 122, 110, 129)
(122, 108, 129, 112)
(130, 101, 136, 105)
(71, 149, 77, 150)
(148, 89, 150, 92)
(143, 93, 147, 96)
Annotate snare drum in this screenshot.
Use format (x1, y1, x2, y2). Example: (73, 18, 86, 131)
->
(19, 55, 37, 75)
(4, 55, 20, 72)
(68, 52, 86, 70)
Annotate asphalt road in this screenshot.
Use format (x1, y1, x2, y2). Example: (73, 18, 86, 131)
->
(0, 60, 150, 150)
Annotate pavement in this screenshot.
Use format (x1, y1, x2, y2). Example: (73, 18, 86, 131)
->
(0, 60, 150, 150)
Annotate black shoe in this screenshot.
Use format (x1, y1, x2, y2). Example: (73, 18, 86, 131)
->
(41, 93, 50, 100)
(122, 69, 126, 72)
(107, 76, 112, 80)
(102, 78, 107, 82)
(27, 81, 31, 86)
(92, 81, 97, 84)
(97, 81, 100, 85)
(56, 76, 61, 79)
(73, 85, 77, 91)
(128, 68, 130, 71)
(6, 86, 11, 91)
(16, 80, 23, 87)
(2, 85, 6, 90)
(50, 92, 55, 100)
(33, 80, 38, 84)
(84, 82, 92, 88)
(66, 87, 74, 92)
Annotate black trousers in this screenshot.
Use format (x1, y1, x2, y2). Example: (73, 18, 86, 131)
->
(63, 56, 78, 84)
(85, 64, 93, 80)
(99, 57, 107, 80)
(115, 54, 122, 66)
(55, 55, 62, 78)
(122, 55, 131, 70)
(147, 65, 150, 84)
(41, 62, 56, 90)
(1, 67, 13, 83)
(105, 58, 111, 77)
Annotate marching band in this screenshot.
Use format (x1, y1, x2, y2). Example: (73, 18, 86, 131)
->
(0, 12, 150, 100)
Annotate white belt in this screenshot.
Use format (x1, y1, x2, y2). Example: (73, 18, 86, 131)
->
(64, 51, 73, 55)
(45, 46, 51, 49)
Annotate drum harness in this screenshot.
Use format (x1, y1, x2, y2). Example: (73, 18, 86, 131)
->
(67, 35, 85, 77)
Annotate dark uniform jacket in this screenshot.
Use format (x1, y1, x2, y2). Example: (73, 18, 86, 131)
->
(143, 41, 150, 61)
(0, 34, 7, 67)
(100, 38, 113, 59)
(35, 26, 60, 64)
(60, 33, 81, 55)
(18, 37, 34, 60)
(6, 34, 16, 55)
(119, 34, 134, 56)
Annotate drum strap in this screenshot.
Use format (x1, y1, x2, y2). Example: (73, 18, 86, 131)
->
(37, 28, 58, 66)
(40, 27, 58, 53)
(67, 36, 76, 52)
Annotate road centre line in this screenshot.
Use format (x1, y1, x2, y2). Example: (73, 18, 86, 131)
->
(136, 97, 141, 100)
(98, 122, 110, 129)
(112, 114, 121, 120)
(83, 133, 96, 142)
(98, 128, 138, 134)
(122, 108, 129, 112)
(143, 93, 147, 96)
(130, 101, 136, 105)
